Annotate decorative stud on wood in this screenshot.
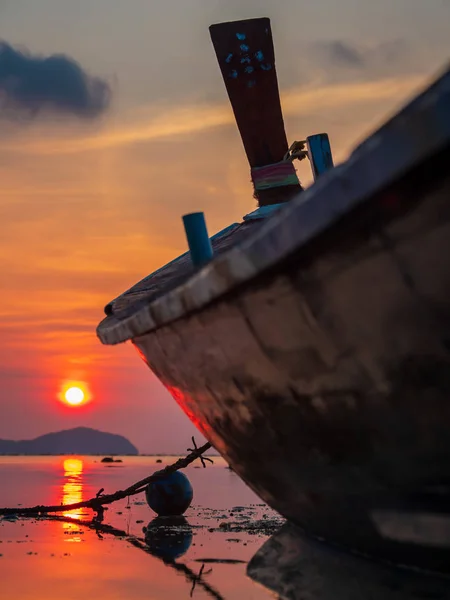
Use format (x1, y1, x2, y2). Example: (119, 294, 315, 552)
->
(210, 18, 303, 206)
(182, 212, 213, 267)
(307, 133, 334, 180)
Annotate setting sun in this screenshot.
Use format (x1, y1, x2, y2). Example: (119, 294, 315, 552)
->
(65, 386, 85, 406)
(59, 381, 90, 407)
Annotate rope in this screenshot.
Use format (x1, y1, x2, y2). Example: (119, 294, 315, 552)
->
(251, 160, 298, 191)
(251, 140, 308, 192)
(0, 440, 212, 517)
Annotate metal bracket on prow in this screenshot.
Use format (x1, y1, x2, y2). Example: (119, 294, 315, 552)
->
(306, 133, 334, 180)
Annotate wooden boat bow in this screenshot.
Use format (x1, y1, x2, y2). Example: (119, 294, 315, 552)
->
(96, 18, 450, 577)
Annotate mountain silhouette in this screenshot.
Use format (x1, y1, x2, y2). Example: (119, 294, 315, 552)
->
(0, 427, 138, 455)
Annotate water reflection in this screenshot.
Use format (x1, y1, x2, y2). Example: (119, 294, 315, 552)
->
(0, 456, 264, 599)
(144, 516, 193, 562)
(61, 458, 84, 541)
(249, 522, 450, 600)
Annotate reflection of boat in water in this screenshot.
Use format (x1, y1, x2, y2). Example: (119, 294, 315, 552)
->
(248, 522, 450, 600)
(97, 17, 450, 574)
(144, 516, 193, 562)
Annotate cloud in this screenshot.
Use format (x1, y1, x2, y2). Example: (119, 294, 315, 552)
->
(0, 40, 111, 119)
(312, 39, 408, 71)
(319, 41, 364, 68)
(0, 73, 423, 155)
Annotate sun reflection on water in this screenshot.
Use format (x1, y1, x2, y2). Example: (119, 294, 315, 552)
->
(61, 458, 84, 541)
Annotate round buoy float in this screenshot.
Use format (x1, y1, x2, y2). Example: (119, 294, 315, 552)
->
(145, 471, 193, 516)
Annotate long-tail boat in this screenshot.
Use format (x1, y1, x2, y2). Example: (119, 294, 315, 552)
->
(97, 18, 450, 574)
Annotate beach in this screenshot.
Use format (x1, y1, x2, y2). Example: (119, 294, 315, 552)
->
(0, 455, 283, 599)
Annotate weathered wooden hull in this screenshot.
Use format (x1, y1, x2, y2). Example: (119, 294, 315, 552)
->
(98, 66, 450, 572)
(133, 161, 450, 573)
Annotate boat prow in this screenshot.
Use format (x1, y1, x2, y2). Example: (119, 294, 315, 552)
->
(97, 17, 450, 574)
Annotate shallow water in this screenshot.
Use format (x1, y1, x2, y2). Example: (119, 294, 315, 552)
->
(0, 456, 282, 599)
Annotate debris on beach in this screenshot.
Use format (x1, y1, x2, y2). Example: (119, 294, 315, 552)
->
(194, 558, 246, 564)
(193, 504, 284, 538)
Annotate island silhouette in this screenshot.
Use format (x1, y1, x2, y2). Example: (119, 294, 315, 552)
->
(0, 427, 138, 455)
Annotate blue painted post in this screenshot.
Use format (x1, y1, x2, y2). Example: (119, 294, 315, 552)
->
(307, 133, 334, 180)
(182, 212, 214, 267)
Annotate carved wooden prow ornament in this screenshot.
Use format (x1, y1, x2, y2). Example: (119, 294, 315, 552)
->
(210, 18, 304, 207)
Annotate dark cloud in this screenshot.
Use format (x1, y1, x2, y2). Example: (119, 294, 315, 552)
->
(0, 41, 111, 119)
(312, 39, 408, 71)
(322, 41, 365, 67)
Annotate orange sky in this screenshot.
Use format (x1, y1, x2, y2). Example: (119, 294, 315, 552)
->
(0, 1, 449, 452)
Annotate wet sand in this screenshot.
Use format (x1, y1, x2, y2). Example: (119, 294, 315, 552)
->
(0, 455, 283, 599)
